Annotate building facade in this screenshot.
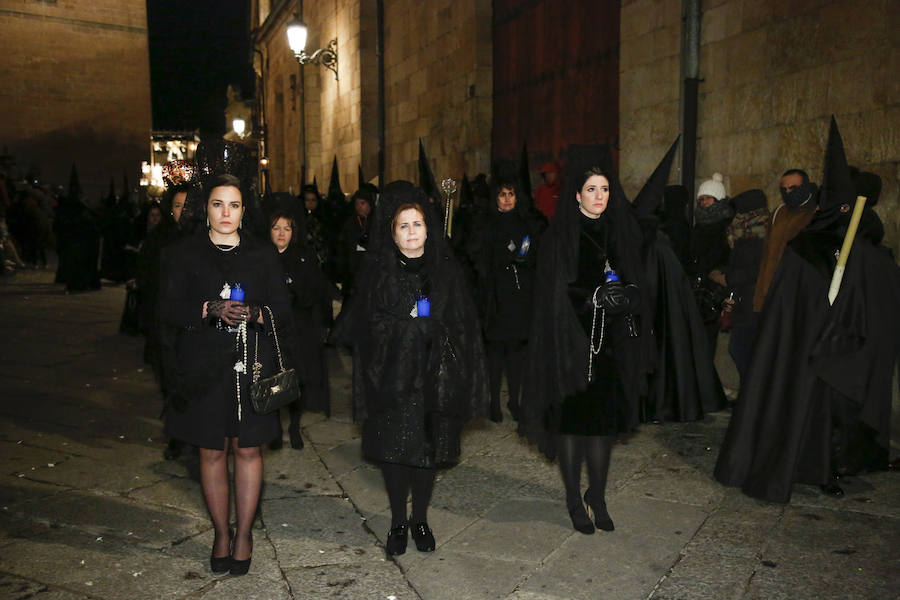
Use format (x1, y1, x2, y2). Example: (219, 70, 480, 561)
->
(252, 0, 898, 258)
(0, 0, 152, 201)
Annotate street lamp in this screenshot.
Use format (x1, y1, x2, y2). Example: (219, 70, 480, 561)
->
(286, 18, 338, 80)
(232, 118, 246, 137)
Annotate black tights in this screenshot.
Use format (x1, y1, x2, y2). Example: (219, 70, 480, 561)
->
(558, 434, 613, 508)
(380, 463, 437, 527)
(486, 340, 527, 410)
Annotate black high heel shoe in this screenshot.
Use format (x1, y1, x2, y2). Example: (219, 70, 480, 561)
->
(584, 488, 615, 531)
(385, 523, 408, 556)
(209, 529, 233, 574)
(566, 499, 595, 535)
(411, 522, 435, 552)
(229, 532, 253, 576)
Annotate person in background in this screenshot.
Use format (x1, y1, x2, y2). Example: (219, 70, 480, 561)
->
(534, 161, 562, 221)
(267, 207, 332, 450)
(688, 173, 732, 355)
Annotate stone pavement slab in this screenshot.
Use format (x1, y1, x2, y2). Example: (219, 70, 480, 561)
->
(2, 267, 898, 599)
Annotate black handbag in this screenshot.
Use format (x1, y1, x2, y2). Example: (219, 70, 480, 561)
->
(250, 306, 299, 414)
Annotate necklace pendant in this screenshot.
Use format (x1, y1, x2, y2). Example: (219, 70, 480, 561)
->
(234, 360, 245, 373)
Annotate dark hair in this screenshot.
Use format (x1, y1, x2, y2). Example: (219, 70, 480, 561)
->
(576, 166, 612, 192)
(781, 169, 809, 185)
(268, 209, 295, 230)
(204, 174, 242, 203)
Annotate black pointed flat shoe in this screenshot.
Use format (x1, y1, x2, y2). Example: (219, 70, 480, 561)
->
(411, 522, 435, 552)
(385, 523, 408, 556)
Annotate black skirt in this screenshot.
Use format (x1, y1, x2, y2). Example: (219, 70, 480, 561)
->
(555, 348, 629, 436)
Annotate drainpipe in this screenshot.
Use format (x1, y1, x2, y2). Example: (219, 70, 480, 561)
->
(681, 0, 701, 224)
(376, 0, 386, 186)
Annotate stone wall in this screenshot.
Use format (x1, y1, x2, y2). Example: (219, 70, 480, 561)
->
(382, 0, 492, 183)
(0, 0, 152, 201)
(619, 0, 900, 259)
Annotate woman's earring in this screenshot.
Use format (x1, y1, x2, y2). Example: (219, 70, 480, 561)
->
(206, 217, 210, 228)
(238, 220, 243, 229)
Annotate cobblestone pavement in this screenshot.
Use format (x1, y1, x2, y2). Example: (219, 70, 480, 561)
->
(1, 268, 898, 599)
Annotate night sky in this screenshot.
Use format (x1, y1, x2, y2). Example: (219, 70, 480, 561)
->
(147, 0, 254, 134)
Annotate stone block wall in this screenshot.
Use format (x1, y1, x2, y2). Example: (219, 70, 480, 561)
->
(381, 0, 492, 183)
(0, 0, 152, 201)
(619, 0, 900, 259)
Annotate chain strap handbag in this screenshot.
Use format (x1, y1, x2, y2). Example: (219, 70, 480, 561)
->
(250, 306, 299, 414)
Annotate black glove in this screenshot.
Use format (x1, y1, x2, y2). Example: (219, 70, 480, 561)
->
(246, 304, 262, 323)
(595, 281, 630, 314)
(206, 299, 248, 326)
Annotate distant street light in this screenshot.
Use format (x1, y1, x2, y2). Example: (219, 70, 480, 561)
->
(286, 17, 338, 80)
(232, 118, 246, 137)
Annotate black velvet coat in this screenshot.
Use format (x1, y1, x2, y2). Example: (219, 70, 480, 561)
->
(276, 244, 331, 415)
(714, 236, 900, 502)
(160, 231, 294, 449)
(332, 181, 489, 468)
(468, 209, 542, 341)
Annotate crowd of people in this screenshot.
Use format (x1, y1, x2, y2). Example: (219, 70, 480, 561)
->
(8, 119, 896, 576)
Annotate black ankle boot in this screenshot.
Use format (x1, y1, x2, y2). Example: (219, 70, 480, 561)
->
(584, 488, 614, 531)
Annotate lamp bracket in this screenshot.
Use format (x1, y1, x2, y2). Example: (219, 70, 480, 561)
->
(294, 39, 338, 80)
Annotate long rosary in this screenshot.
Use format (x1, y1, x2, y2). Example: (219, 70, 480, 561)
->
(233, 320, 248, 421)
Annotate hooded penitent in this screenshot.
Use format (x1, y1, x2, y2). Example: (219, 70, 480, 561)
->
(630, 142, 726, 423)
(714, 116, 900, 502)
(331, 181, 488, 467)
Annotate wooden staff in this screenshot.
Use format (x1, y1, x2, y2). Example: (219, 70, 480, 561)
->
(827, 195, 867, 305)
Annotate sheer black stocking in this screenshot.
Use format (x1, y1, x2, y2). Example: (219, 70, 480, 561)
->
(557, 434, 585, 510)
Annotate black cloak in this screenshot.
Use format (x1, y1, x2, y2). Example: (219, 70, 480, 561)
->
(630, 138, 726, 422)
(332, 181, 489, 467)
(714, 116, 900, 502)
(518, 145, 645, 459)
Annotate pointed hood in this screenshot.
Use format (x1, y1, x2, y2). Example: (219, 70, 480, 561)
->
(358, 164, 366, 190)
(327, 155, 343, 203)
(519, 141, 533, 202)
(418, 139, 439, 201)
(107, 177, 117, 204)
(806, 116, 854, 233)
(633, 136, 680, 216)
(121, 170, 130, 203)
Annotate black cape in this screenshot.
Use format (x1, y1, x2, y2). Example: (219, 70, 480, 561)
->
(714, 239, 900, 502)
(331, 181, 489, 467)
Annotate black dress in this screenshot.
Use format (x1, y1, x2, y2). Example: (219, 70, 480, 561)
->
(160, 231, 293, 449)
(555, 216, 632, 436)
(277, 244, 331, 415)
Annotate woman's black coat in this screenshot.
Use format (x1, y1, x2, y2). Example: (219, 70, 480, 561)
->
(468, 209, 543, 341)
(276, 244, 332, 415)
(159, 231, 294, 449)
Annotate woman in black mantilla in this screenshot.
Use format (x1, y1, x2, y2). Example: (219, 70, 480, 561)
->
(519, 146, 643, 534)
(467, 168, 544, 422)
(332, 181, 488, 556)
(160, 174, 293, 575)
(267, 205, 333, 450)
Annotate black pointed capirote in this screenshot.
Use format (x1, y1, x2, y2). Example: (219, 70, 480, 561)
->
(632, 136, 681, 216)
